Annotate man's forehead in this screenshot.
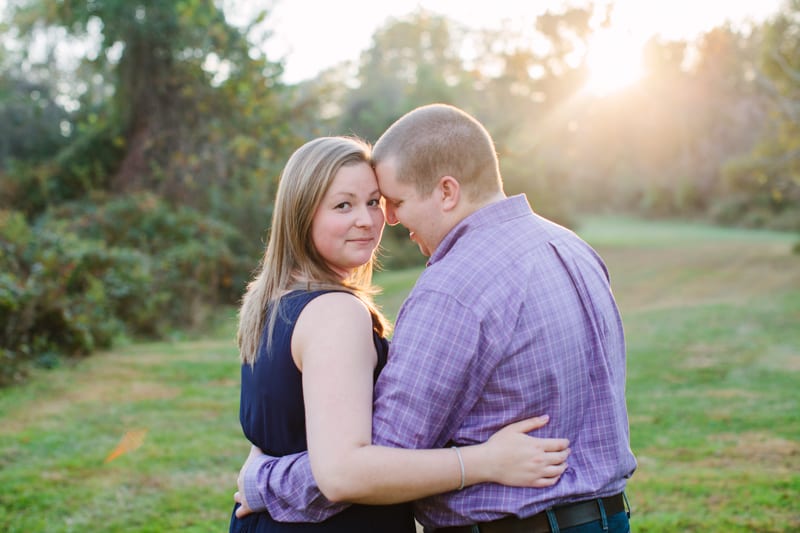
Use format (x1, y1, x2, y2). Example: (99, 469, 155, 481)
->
(374, 159, 396, 177)
(374, 161, 400, 189)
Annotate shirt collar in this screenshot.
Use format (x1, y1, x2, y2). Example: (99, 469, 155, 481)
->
(427, 194, 531, 266)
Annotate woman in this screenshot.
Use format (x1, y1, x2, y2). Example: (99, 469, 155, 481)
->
(230, 136, 570, 532)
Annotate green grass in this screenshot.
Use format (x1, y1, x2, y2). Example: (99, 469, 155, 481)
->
(1, 217, 799, 532)
(576, 217, 800, 532)
(0, 338, 244, 532)
(577, 215, 799, 248)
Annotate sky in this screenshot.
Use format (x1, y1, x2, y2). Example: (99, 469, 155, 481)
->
(230, 0, 784, 84)
(0, 0, 783, 87)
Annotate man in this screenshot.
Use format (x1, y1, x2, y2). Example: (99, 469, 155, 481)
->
(236, 104, 637, 532)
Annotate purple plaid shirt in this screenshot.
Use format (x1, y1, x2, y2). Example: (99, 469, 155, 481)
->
(243, 195, 636, 528)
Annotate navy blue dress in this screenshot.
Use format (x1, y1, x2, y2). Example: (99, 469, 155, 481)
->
(230, 290, 415, 532)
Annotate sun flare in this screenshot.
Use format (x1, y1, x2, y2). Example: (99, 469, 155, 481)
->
(583, 29, 644, 95)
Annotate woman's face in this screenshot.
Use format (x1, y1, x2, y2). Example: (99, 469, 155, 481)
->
(310, 162, 385, 278)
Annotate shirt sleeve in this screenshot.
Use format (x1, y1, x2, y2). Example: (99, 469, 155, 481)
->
(372, 289, 488, 449)
(242, 451, 349, 522)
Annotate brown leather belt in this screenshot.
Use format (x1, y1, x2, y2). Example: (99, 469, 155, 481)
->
(433, 493, 626, 533)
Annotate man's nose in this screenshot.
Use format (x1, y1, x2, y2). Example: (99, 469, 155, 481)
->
(384, 205, 399, 226)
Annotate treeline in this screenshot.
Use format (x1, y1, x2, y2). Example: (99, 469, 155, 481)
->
(0, 0, 798, 384)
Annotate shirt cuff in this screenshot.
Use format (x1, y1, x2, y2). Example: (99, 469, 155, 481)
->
(243, 454, 273, 514)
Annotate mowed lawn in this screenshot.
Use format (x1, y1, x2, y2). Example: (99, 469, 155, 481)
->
(0, 217, 798, 532)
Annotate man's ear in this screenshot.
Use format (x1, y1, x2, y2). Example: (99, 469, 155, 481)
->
(438, 175, 461, 212)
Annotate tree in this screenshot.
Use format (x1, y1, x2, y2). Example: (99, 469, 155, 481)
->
(0, 0, 314, 376)
(335, 9, 465, 142)
(6, 0, 304, 216)
(721, 0, 800, 231)
(476, 5, 593, 226)
(330, 5, 595, 228)
(0, 75, 69, 166)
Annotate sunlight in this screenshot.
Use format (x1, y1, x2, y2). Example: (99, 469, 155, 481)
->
(583, 28, 644, 95)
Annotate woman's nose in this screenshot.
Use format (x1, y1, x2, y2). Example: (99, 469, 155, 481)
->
(355, 205, 374, 226)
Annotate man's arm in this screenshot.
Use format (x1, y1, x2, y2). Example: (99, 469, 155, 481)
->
(236, 447, 349, 521)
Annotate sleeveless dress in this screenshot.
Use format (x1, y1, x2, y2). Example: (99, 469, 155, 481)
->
(229, 290, 415, 533)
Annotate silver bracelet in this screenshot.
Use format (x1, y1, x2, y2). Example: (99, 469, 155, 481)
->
(451, 446, 465, 491)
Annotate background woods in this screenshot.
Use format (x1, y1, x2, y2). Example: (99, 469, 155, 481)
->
(1, 0, 799, 382)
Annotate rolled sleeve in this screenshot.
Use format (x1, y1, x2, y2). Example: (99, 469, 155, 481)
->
(243, 451, 349, 522)
(242, 454, 271, 514)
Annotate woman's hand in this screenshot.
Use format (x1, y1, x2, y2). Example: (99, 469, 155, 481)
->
(474, 415, 570, 488)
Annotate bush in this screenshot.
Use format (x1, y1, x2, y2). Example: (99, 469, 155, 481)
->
(0, 210, 146, 384)
(0, 195, 251, 385)
(0, 121, 123, 217)
(40, 192, 251, 312)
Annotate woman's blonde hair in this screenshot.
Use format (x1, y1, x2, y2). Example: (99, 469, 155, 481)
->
(237, 136, 389, 365)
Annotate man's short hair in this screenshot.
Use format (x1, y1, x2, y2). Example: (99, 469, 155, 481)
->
(373, 104, 502, 200)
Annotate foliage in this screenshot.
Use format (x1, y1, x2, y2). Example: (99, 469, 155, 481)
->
(716, 0, 800, 232)
(326, 7, 588, 226)
(39, 193, 252, 319)
(6, 0, 304, 221)
(311, 3, 799, 231)
(0, 74, 69, 167)
(335, 10, 465, 142)
(0, 209, 144, 384)
(0, 0, 309, 378)
(0, 195, 249, 385)
(1, 119, 124, 216)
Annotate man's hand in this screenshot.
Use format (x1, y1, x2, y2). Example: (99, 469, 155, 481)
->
(233, 445, 265, 519)
(233, 490, 252, 519)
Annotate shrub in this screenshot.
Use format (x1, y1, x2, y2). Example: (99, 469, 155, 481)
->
(0, 210, 147, 384)
(0, 194, 250, 385)
(40, 192, 251, 312)
(0, 121, 123, 218)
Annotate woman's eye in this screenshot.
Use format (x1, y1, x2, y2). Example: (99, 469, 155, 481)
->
(368, 199, 381, 207)
(335, 202, 351, 210)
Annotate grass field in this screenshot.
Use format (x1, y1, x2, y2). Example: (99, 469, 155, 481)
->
(1, 217, 798, 532)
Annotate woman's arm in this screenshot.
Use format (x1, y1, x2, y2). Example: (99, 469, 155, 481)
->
(294, 293, 570, 505)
